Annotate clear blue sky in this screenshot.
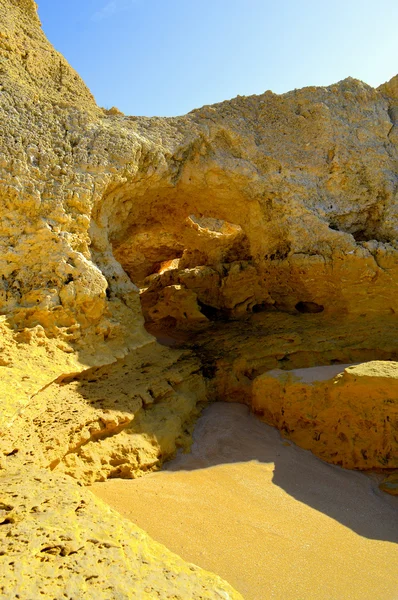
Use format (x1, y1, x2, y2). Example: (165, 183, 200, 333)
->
(36, 0, 398, 117)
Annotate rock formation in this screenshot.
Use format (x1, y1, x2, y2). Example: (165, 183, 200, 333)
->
(253, 362, 398, 469)
(0, 0, 397, 596)
(0, 467, 241, 599)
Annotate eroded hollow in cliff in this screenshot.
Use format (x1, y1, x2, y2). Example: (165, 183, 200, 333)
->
(132, 217, 267, 333)
(295, 301, 324, 314)
(96, 162, 398, 372)
(104, 179, 275, 337)
(80, 176, 398, 485)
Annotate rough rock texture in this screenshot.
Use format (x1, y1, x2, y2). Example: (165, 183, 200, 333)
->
(1, 0, 398, 346)
(252, 362, 398, 469)
(1, 0, 396, 483)
(190, 312, 398, 404)
(0, 0, 398, 594)
(186, 313, 398, 474)
(0, 467, 242, 600)
(2, 341, 206, 484)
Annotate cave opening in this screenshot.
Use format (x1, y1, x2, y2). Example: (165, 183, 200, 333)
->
(295, 301, 324, 314)
(100, 177, 274, 339)
(118, 210, 268, 335)
(84, 176, 398, 497)
(94, 175, 398, 379)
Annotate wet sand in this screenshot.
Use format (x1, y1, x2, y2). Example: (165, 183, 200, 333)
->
(91, 403, 398, 600)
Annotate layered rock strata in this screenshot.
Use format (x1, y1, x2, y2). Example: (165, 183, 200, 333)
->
(184, 312, 398, 472)
(2, 341, 206, 484)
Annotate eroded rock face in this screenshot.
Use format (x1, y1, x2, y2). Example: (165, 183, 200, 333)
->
(186, 313, 398, 473)
(2, 341, 207, 484)
(0, 0, 398, 594)
(252, 362, 398, 470)
(0, 467, 242, 600)
(1, 0, 398, 342)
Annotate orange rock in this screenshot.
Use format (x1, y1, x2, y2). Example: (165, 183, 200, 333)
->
(252, 362, 398, 469)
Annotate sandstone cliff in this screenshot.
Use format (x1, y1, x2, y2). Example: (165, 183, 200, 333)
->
(2, 0, 398, 350)
(0, 0, 397, 596)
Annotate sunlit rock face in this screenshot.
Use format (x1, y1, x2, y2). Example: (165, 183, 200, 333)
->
(0, 467, 243, 600)
(96, 85, 398, 331)
(0, 0, 397, 595)
(252, 362, 398, 470)
(1, 0, 398, 469)
(1, 0, 398, 341)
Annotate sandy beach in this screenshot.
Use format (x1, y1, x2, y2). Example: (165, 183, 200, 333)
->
(91, 403, 398, 600)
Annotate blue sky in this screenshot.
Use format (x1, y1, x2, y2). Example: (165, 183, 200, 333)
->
(37, 0, 398, 117)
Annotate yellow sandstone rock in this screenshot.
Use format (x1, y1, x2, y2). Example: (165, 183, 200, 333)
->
(0, 467, 242, 600)
(251, 361, 398, 470)
(1, 0, 398, 342)
(1, 341, 207, 484)
(0, 0, 398, 595)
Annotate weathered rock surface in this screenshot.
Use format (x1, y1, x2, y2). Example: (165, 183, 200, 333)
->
(2, 0, 398, 345)
(252, 361, 398, 469)
(0, 467, 242, 599)
(0, 0, 398, 595)
(2, 341, 207, 484)
(190, 312, 398, 402)
(186, 313, 398, 473)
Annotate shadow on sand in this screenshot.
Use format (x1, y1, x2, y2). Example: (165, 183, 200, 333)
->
(164, 402, 398, 544)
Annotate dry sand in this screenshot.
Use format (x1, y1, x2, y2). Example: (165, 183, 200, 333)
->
(91, 403, 398, 600)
